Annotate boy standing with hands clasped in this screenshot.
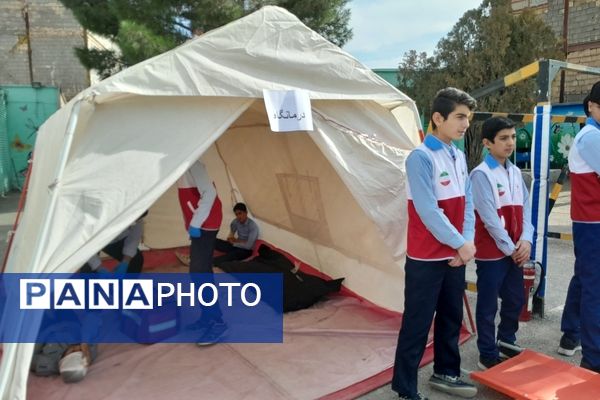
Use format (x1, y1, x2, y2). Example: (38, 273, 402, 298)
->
(558, 81, 600, 372)
(470, 117, 533, 370)
(392, 87, 478, 400)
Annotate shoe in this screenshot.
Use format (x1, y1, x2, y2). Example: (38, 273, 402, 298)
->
(196, 320, 228, 346)
(477, 356, 503, 370)
(429, 373, 477, 398)
(558, 334, 582, 356)
(580, 359, 600, 373)
(59, 349, 90, 383)
(398, 392, 428, 400)
(497, 340, 523, 359)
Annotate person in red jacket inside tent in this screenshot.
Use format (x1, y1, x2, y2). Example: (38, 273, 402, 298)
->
(177, 159, 227, 345)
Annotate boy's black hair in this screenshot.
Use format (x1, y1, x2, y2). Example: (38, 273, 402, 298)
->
(481, 117, 516, 143)
(233, 202, 247, 213)
(583, 80, 600, 117)
(430, 87, 477, 130)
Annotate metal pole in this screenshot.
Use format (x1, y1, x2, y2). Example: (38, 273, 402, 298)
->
(559, 0, 570, 102)
(22, 1, 34, 84)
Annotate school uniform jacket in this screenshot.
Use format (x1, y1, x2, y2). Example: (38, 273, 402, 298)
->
(471, 155, 533, 261)
(177, 160, 223, 231)
(569, 118, 600, 223)
(406, 134, 474, 261)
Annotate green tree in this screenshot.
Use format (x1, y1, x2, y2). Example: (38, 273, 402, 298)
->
(398, 0, 562, 168)
(61, 0, 352, 79)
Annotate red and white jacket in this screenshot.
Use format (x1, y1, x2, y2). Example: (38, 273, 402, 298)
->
(407, 140, 468, 260)
(569, 123, 600, 223)
(177, 160, 222, 231)
(472, 158, 525, 260)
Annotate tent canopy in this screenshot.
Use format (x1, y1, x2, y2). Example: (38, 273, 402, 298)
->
(2, 6, 421, 399)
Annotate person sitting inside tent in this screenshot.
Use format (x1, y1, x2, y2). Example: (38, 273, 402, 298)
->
(80, 211, 147, 274)
(213, 202, 259, 266)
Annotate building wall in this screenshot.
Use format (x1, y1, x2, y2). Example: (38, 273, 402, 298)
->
(563, 47, 600, 101)
(512, 0, 600, 102)
(0, 0, 89, 100)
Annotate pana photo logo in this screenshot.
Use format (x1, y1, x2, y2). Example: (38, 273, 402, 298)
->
(20, 278, 261, 310)
(1, 273, 283, 344)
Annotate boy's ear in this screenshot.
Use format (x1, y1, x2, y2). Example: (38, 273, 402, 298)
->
(482, 138, 492, 149)
(431, 111, 445, 127)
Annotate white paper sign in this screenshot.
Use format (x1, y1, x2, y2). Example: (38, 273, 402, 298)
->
(262, 89, 313, 132)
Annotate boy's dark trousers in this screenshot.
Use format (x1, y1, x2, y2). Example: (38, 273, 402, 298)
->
(561, 273, 581, 343)
(213, 239, 253, 266)
(189, 229, 218, 273)
(392, 257, 465, 398)
(475, 256, 524, 360)
(570, 223, 600, 369)
(190, 229, 222, 323)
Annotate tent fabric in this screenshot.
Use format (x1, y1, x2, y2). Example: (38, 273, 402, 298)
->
(27, 296, 403, 400)
(1, 6, 421, 399)
(88, 9, 416, 104)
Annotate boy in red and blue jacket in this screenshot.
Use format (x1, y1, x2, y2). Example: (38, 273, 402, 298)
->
(392, 88, 478, 400)
(559, 81, 600, 372)
(470, 117, 533, 370)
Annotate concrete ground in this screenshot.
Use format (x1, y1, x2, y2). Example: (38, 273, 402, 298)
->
(0, 182, 578, 400)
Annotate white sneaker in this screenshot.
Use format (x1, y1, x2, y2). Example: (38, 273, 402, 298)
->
(429, 373, 477, 398)
(59, 351, 89, 383)
(557, 335, 582, 356)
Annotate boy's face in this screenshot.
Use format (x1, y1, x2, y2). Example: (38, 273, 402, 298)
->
(432, 104, 471, 143)
(588, 101, 600, 123)
(484, 127, 516, 163)
(235, 209, 248, 223)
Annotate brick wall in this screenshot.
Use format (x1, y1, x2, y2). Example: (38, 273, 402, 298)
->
(564, 47, 600, 101)
(514, 0, 600, 102)
(0, 0, 89, 100)
(512, 0, 549, 14)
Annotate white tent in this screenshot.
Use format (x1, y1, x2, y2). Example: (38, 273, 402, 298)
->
(1, 6, 421, 398)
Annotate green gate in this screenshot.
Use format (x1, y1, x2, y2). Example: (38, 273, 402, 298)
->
(0, 86, 59, 194)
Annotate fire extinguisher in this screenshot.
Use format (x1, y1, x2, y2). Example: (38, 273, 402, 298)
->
(519, 260, 537, 322)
